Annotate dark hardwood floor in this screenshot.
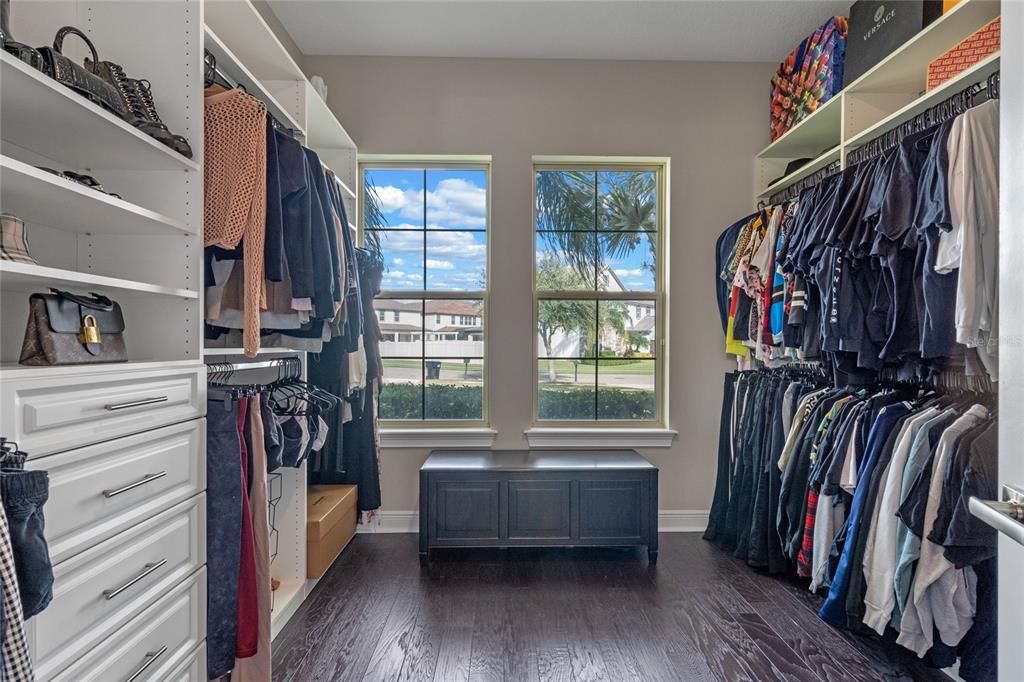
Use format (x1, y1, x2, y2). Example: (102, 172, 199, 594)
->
(272, 533, 950, 682)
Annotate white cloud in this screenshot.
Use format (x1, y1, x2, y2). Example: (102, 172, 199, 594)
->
(373, 185, 408, 213)
(392, 257, 405, 266)
(425, 231, 486, 259)
(614, 268, 646, 277)
(372, 177, 486, 230)
(426, 259, 455, 270)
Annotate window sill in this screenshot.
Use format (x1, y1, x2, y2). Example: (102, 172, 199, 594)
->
(524, 427, 677, 449)
(379, 428, 497, 449)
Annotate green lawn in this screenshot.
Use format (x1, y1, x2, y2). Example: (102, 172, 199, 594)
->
(383, 359, 482, 371)
(381, 358, 652, 375)
(540, 359, 653, 376)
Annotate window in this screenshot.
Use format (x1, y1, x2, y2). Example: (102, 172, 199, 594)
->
(362, 161, 489, 422)
(534, 162, 664, 423)
(378, 310, 386, 322)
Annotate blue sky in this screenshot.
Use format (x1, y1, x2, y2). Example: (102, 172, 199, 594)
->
(365, 168, 487, 290)
(365, 168, 655, 292)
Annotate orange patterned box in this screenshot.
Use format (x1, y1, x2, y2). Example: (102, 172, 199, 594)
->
(927, 17, 1000, 91)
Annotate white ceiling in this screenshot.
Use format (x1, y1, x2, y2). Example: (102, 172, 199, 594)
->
(269, 0, 852, 62)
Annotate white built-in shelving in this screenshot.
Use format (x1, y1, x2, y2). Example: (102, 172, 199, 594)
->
(0, 261, 198, 299)
(0, 51, 199, 173)
(0, 155, 195, 237)
(204, 26, 307, 136)
(1, 0, 204, 367)
(1, 3, 207, 677)
(756, 0, 1000, 199)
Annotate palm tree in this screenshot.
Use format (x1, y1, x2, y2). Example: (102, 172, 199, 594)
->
(362, 179, 385, 260)
(535, 170, 656, 286)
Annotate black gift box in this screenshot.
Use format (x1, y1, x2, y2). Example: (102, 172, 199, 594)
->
(843, 0, 943, 86)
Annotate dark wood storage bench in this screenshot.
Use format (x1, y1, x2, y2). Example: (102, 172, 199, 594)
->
(419, 449, 658, 564)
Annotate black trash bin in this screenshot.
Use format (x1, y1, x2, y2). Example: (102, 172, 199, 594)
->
(425, 360, 441, 379)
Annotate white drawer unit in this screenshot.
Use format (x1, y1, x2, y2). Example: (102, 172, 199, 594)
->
(31, 496, 206, 681)
(50, 567, 206, 682)
(27, 419, 205, 564)
(165, 643, 207, 682)
(0, 362, 205, 457)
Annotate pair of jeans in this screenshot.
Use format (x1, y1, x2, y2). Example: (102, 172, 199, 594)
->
(206, 394, 244, 679)
(0, 463, 52, 619)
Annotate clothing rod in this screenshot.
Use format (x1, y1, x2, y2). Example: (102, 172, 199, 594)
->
(205, 357, 299, 372)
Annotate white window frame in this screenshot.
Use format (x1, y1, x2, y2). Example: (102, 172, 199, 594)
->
(527, 156, 675, 447)
(359, 155, 495, 447)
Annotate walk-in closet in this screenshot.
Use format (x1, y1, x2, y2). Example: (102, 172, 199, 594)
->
(0, 0, 1021, 680)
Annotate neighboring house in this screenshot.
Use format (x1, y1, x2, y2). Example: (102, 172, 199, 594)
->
(376, 299, 484, 357)
(542, 267, 656, 357)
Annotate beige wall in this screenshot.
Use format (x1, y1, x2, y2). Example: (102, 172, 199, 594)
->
(305, 55, 771, 513)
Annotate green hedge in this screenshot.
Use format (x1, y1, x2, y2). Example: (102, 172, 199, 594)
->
(380, 382, 654, 420)
(380, 383, 483, 420)
(539, 385, 655, 420)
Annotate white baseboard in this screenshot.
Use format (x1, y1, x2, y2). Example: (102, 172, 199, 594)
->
(357, 510, 709, 534)
(656, 510, 711, 532)
(357, 510, 419, 534)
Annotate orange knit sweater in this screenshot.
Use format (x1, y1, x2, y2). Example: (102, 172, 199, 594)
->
(204, 86, 267, 357)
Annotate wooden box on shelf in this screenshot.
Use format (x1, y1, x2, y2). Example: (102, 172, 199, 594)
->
(306, 484, 357, 578)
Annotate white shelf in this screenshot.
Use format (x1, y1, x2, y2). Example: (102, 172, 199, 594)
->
(756, 94, 843, 160)
(336, 178, 357, 200)
(203, 347, 306, 356)
(845, 52, 1000, 152)
(0, 359, 202, 378)
(305, 83, 357, 150)
(204, 27, 306, 137)
(271, 579, 307, 640)
(0, 261, 198, 299)
(204, 0, 306, 83)
(758, 146, 841, 200)
(845, 0, 1000, 94)
(0, 155, 194, 236)
(0, 51, 199, 173)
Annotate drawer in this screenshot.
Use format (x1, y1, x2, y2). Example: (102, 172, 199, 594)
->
(27, 419, 205, 563)
(31, 496, 205, 681)
(1, 363, 205, 457)
(164, 643, 206, 682)
(50, 567, 206, 682)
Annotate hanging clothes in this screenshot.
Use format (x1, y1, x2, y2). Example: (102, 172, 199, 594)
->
(705, 368, 998, 682)
(232, 395, 273, 681)
(716, 99, 999, 384)
(203, 86, 268, 357)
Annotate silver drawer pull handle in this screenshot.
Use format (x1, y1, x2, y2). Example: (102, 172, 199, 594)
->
(104, 396, 169, 411)
(102, 471, 167, 498)
(124, 645, 168, 682)
(102, 558, 167, 600)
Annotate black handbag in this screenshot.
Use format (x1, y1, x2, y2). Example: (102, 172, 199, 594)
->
(36, 27, 126, 117)
(19, 289, 128, 366)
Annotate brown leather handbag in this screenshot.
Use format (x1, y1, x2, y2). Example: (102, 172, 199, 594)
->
(19, 290, 128, 366)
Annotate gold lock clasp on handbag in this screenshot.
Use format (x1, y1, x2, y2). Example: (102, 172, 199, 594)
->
(79, 314, 101, 344)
